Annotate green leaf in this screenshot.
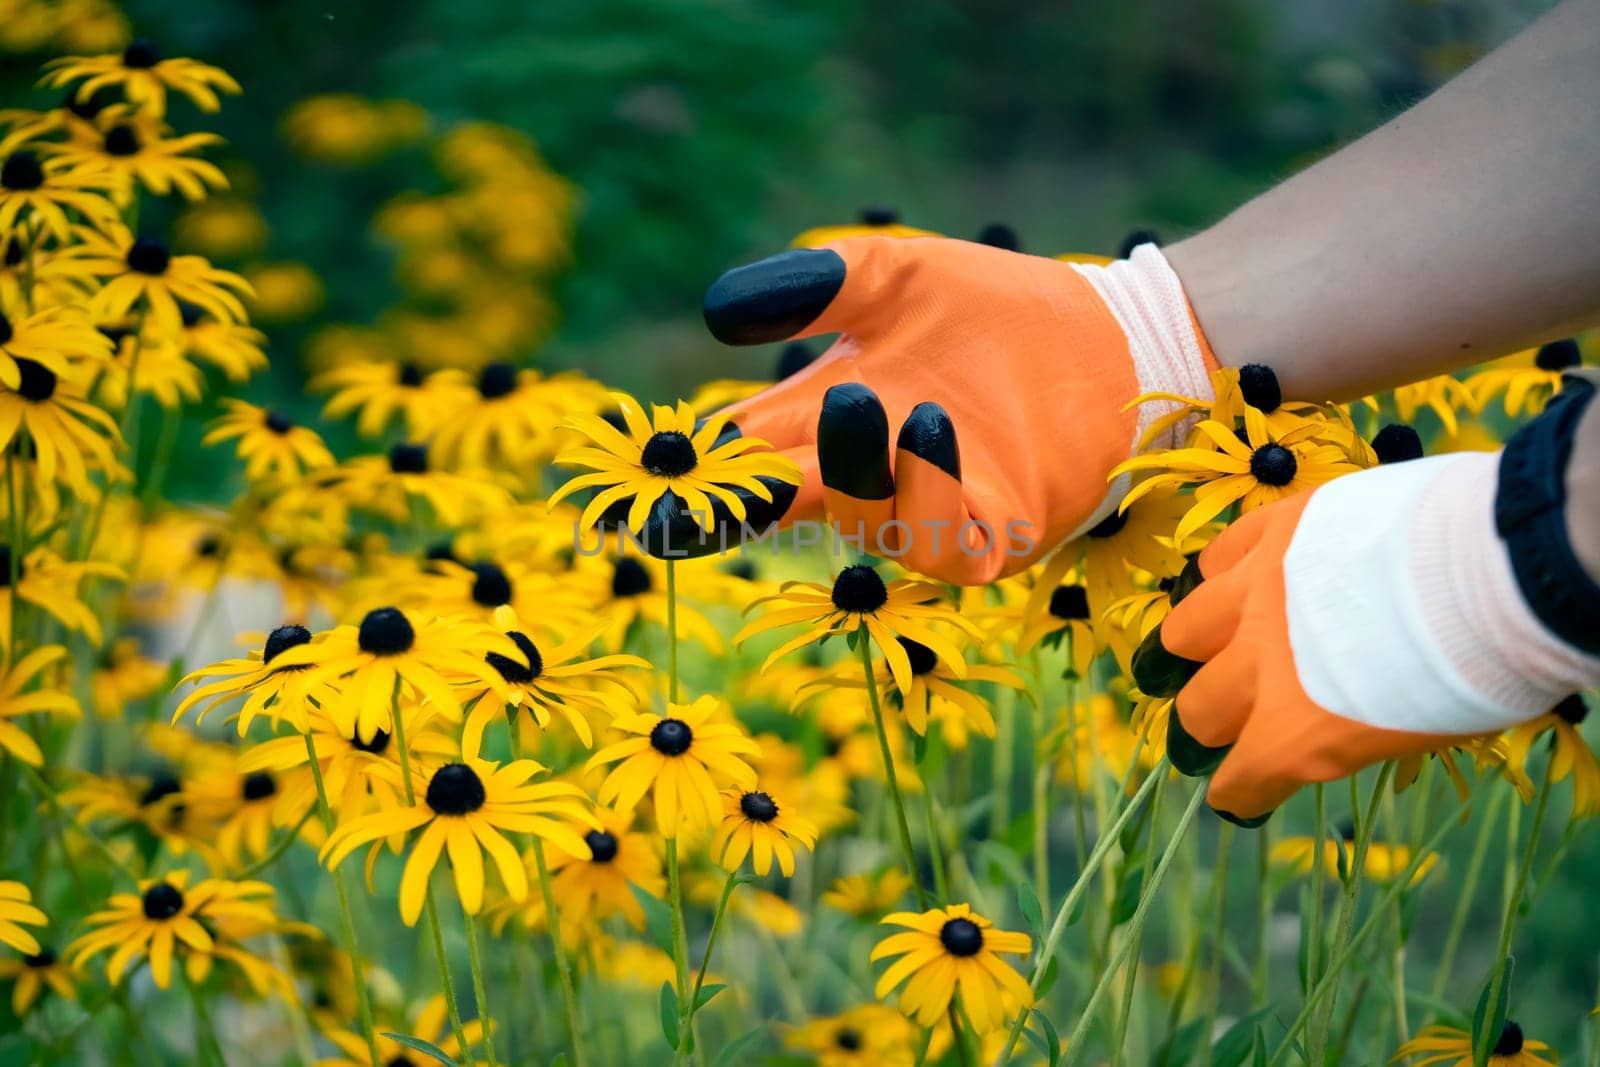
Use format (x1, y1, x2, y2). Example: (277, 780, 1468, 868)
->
(1036, 1009, 1063, 1067)
(1017, 882, 1043, 937)
(977, 841, 1028, 888)
(1210, 1007, 1274, 1067)
(632, 884, 674, 952)
(1251, 1025, 1268, 1067)
(1154, 1017, 1207, 1066)
(1023, 1026, 1052, 1062)
(1470, 955, 1514, 1067)
(695, 983, 727, 1011)
(912, 728, 929, 765)
(659, 981, 681, 1050)
(714, 1027, 766, 1067)
(1036, 955, 1061, 999)
(380, 1034, 457, 1067)
(551, 1055, 570, 1067)
(1112, 865, 1145, 927)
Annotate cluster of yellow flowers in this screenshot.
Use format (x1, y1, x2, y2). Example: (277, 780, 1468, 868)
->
(0, 24, 1593, 1067)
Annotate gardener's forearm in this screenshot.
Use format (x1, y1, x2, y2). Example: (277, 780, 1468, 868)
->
(1165, 0, 1600, 402)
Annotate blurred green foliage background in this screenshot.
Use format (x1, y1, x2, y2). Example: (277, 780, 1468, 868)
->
(2, 0, 1554, 400)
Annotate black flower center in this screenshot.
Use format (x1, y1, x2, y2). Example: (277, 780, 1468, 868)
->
(939, 917, 984, 957)
(351, 727, 391, 754)
(264, 410, 293, 434)
(1238, 364, 1282, 412)
(650, 718, 693, 756)
(14, 357, 55, 402)
(195, 534, 222, 558)
(262, 624, 311, 664)
(126, 238, 170, 275)
(1049, 584, 1091, 621)
(397, 362, 423, 387)
(477, 361, 516, 399)
(640, 431, 697, 478)
(1087, 509, 1128, 538)
(897, 637, 939, 676)
(0, 545, 16, 587)
(387, 442, 428, 473)
(1371, 423, 1424, 464)
(835, 1028, 862, 1051)
(139, 773, 182, 808)
(1249, 444, 1297, 487)
(242, 772, 276, 801)
(0, 312, 12, 345)
(425, 763, 487, 815)
(141, 882, 184, 920)
(739, 791, 779, 822)
(585, 830, 619, 863)
(122, 39, 160, 68)
(831, 565, 888, 614)
(485, 631, 542, 685)
(1, 151, 43, 191)
(611, 557, 652, 598)
(23, 948, 54, 968)
(357, 606, 416, 656)
(1494, 1020, 1524, 1056)
(469, 562, 512, 607)
(1554, 693, 1590, 726)
(424, 541, 457, 565)
(1535, 339, 1580, 371)
(385, 1058, 416, 1067)
(104, 124, 140, 156)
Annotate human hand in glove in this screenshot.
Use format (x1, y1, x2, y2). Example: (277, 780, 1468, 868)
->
(690, 236, 1216, 583)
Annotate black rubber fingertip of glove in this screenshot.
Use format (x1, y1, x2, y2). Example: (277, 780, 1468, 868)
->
(703, 249, 846, 345)
(818, 383, 894, 499)
(896, 402, 961, 479)
(1130, 556, 1207, 698)
(1164, 709, 1231, 778)
(975, 223, 1021, 251)
(1211, 807, 1272, 829)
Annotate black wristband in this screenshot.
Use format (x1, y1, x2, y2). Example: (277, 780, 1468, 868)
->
(1494, 372, 1600, 656)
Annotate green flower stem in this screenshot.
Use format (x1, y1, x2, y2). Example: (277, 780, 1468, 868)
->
(1307, 783, 1325, 994)
(185, 970, 228, 1067)
(666, 838, 693, 1065)
(1060, 783, 1208, 1067)
(859, 628, 928, 911)
(993, 758, 1168, 1066)
(234, 807, 317, 879)
(665, 559, 679, 703)
(1269, 789, 1473, 1066)
(1307, 763, 1394, 1064)
(301, 731, 381, 1067)
(1431, 786, 1502, 1000)
(1253, 821, 1272, 1010)
(1196, 822, 1235, 1067)
(531, 832, 589, 1067)
(463, 908, 499, 1067)
(1111, 770, 1172, 1065)
(687, 869, 740, 1030)
(390, 704, 473, 1061)
(922, 782, 950, 905)
(992, 681, 1017, 833)
(1476, 769, 1553, 1058)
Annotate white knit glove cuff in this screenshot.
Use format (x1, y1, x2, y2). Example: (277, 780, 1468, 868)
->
(1284, 451, 1600, 736)
(1065, 243, 1217, 537)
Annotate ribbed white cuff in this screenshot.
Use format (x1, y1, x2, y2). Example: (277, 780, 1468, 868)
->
(1411, 451, 1600, 722)
(1070, 244, 1216, 451)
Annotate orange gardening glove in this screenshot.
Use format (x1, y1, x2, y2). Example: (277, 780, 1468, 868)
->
(695, 237, 1217, 583)
(1154, 376, 1600, 824)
